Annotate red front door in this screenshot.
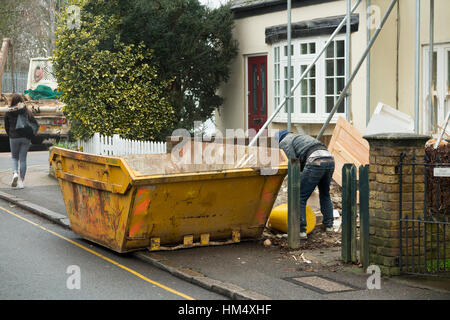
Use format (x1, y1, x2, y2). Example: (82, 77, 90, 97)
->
(248, 56, 268, 135)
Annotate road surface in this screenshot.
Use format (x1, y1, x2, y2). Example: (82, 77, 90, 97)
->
(0, 197, 227, 300)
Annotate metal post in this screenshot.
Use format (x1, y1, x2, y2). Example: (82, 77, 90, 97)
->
(317, 0, 398, 141)
(366, 0, 371, 126)
(342, 164, 356, 263)
(287, 0, 292, 132)
(414, 0, 421, 133)
(248, 0, 362, 147)
(288, 159, 301, 249)
(359, 165, 370, 270)
(428, 0, 435, 133)
(346, 0, 352, 122)
(286, 0, 296, 249)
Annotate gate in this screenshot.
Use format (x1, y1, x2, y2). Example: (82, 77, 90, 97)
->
(396, 150, 450, 277)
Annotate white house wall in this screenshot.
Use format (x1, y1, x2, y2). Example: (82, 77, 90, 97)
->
(217, 0, 450, 138)
(216, 0, 369, 137)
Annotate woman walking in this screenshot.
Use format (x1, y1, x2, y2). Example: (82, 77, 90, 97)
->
(4, 94, 38, 189)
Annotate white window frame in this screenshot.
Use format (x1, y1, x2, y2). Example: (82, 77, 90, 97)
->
(422, 43, 450, 135)
(272, 35, 346, 124)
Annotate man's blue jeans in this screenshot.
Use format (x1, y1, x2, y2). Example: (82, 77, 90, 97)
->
(299, 159, 335, 233)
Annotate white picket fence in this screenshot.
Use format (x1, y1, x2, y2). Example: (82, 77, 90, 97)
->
(78, 132, 166, 156)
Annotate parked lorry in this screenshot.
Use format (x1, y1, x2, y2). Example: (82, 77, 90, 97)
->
(0, 38, 69, 150)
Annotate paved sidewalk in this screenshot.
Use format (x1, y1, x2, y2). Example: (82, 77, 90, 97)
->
(0, 152, 449, 300)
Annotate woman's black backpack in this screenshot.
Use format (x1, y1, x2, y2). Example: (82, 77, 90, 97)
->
(15, 111, 39, 138)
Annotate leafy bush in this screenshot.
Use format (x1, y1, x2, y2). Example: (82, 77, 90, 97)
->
(86, 0, 238, 133)
(53, 141, 78, 150)
(53, 0, 176, 141)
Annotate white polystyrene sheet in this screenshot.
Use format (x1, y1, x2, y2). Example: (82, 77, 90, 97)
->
(364, 103, 414, 136)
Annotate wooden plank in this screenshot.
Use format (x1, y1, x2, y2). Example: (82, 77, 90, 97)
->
(328, 117, 370, 186)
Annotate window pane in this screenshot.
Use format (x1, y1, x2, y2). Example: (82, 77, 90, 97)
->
(301, 43, 308, 55)
(310, 65, 316, 77)
(337, 98, 345, 113)
(337, 78, 345, 93)
(326, 96, 335, 113)
(284, 45, 294, 56)
(301, 81, 307, 95)
(326, 60, 334, 76)
(326, 78, 334, 95)
(337, 58, 345, 76)
(309, 79, 315, 95)
(284, 66, 293, 79)
(326, 42, 334, 58)
(284, 80, 288, 112)
(301, 97, 307, 113)
(284, 65, 294, 113)
(336, 40, 345, 57)
(301, 65, 307, 75)
(309, 43, 316, 54)
(309, 97, 316, 113)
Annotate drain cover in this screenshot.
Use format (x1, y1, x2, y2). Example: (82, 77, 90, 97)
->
(285, 275, 358, 294)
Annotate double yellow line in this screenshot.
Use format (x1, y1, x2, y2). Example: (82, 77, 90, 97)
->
(0, 205, 194, 300)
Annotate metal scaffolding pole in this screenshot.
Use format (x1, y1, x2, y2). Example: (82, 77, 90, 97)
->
(428, 0, 435, 133)
(366, 0, 371, 126)
(346, 0, 352, 122)
(286, 0, 299, 249)
(248, 0, 362, 147)
(414, 0, 421, 133)
(317, 0, 398, 140)
(287, 0, 292, 132)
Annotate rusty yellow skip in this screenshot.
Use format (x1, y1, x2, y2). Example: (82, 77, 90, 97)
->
(50, 143, 288, 253)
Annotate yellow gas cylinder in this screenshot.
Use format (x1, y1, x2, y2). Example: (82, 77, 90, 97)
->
(267, 203, 317, 234)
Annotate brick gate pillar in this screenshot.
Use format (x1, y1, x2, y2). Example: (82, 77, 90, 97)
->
(363, 133, 431, 276)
